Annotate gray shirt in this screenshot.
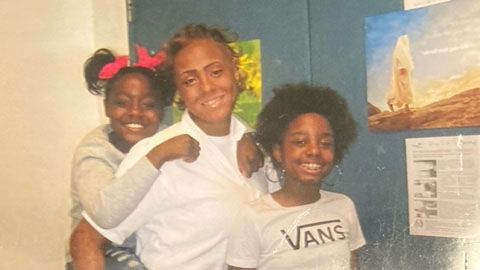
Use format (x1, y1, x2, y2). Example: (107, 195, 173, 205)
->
(70, 124, 159, 229)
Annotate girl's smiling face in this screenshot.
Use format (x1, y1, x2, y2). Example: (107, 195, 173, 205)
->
(173, 38, 239, 136)
(105, 73, 162, 152)
(273, 113, 335, 185)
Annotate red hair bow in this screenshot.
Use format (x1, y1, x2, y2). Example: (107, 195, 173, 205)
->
(98, 56, 129, 79)
(134, 45, 166, 70)
(98, 45, 166, 80)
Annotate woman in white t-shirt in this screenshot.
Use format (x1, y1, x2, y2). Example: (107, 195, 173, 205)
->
(70, 24, 265, 270)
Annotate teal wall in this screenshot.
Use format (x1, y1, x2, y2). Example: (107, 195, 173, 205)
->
(129, 1, 480, 268)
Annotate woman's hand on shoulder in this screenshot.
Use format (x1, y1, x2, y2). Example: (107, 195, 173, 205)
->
(237, 132, 264, 178)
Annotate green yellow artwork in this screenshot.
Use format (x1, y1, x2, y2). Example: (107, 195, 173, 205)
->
(172, 39, 262, 128)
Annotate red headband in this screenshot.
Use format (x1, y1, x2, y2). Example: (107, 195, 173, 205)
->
(98, 45, 166, 80)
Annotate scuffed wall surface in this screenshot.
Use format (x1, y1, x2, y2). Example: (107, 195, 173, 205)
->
(0, 1, 126, 269)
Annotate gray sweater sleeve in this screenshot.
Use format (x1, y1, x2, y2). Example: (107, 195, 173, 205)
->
(73, 153, 159, 229)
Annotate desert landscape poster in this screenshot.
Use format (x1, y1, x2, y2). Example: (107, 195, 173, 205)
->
(365, 0, 480, 132)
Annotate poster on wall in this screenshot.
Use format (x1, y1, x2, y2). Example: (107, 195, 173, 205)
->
(405, 135, 480, 238)
(173, 39, 262, 128)
(365, 0, 480, 132)
(403, 0, 451, 10)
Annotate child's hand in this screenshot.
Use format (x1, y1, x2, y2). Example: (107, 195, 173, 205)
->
(237, 133, 264, 178)
(147, 134, 200, 168)
(163, 134, 200, 162)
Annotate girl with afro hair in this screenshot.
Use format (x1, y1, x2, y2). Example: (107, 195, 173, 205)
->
(227, 83, 365, 270)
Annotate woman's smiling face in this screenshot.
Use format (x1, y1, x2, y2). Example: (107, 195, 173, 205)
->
(173, 38, 239, 135)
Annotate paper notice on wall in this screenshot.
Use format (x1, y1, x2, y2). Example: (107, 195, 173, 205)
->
(404, 0, 450, 10)
(405, 135, 480, 238)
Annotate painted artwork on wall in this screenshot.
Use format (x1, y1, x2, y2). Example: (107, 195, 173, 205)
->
(365, 0, 480, 132)
(173, 39, 262, 128)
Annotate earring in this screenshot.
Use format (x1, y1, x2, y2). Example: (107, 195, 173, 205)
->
(280, 168, 286, 182)
(263, 156, 281, 183)
(235, 80, 242, 88)
(324, 164, 341, 188)
(335, 164, 343, 175)
(173, 93, 185, 109)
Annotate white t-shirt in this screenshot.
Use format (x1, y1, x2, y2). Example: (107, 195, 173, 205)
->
(83, 111, 269, 270)
(226, 190, 365, 270)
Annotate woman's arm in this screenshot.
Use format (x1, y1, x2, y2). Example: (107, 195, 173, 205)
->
(237, 132, 264, 178)
(70, 219, 109, 270)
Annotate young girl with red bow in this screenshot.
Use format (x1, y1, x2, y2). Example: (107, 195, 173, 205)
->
(69, 46, 201, 270)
